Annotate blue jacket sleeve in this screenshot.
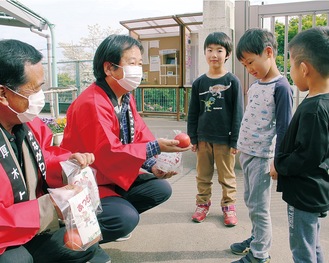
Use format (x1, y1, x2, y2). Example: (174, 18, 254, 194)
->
(274, 78, 293, 156)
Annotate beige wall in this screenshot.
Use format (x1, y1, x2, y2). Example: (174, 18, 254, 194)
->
(141, 36, 180, 86)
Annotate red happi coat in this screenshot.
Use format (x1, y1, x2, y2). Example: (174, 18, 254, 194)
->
(60, 82, 155, 198)
(0, 118, 71, 255)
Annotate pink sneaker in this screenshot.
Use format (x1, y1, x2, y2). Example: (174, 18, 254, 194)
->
(192, 202, 211, 223)
(222, 205, 238, 227)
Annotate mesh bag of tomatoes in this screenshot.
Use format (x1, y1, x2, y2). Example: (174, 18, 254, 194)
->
(154, 130, 191, 174)
(155, 152, 183, 174)
(48, 161, 103, 251)
(61, 160, 102, 215)
(63, 206, 101, 251)
(49, 186, 102, 251)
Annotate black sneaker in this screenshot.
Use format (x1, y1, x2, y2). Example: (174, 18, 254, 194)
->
(230, 236, 254, 255)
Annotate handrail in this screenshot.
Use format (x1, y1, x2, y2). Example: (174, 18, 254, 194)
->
(44, 87, 78, 94)
(44, 87, 78, 117)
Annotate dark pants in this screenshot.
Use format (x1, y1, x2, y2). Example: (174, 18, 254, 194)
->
(98, 174, 172, 243)
(0, 246, 33, 263)
(0, 227, 97, 263)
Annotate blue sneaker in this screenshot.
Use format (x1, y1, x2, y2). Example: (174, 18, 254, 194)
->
(230, 236, 254, 255)
(231, 251, 270, 263)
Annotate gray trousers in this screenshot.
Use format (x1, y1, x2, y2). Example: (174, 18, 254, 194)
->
(288, 205, 325, 263)
(239, 152, 272, 259)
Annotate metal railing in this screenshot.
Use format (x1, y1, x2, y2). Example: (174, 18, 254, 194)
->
(43, 87, 78, 117)
(134, 85, 191, 121)
(42, 84, 190, 120)
(235, 1, 329, 111)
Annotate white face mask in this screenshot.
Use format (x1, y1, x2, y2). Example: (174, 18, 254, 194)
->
(111, 64, 143, 91)
(8, 89, 45, 123)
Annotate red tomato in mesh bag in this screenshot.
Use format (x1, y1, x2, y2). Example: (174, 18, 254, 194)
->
(64, 228, 83, 250)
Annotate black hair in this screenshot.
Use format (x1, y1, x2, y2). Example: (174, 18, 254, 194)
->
(93, 34, 144, 81)
(204, 32, 232, 58)
(0, 39, 43, 91)
(236, 28, 277, 61)
(289, 26, 329, 78)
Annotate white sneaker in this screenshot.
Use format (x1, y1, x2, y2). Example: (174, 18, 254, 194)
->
(114, 233, 132, 242)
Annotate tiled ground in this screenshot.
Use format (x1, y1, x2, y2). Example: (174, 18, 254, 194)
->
(101, 117, 329, 263)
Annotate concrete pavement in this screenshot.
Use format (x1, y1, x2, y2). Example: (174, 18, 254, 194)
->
(100, 117, 329, 263)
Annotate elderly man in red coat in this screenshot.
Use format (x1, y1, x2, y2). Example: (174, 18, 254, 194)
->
(0, 39, 109, 263)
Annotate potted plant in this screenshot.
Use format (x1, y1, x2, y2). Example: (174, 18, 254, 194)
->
(41, 116, 66, 145)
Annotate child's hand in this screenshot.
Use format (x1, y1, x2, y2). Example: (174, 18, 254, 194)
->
(231, 148, 238, 155)
(191, 144, 198, 152)
(270, 161, 278, 180)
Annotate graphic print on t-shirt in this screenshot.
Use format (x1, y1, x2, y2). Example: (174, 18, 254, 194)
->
(200, 82, 231, 112)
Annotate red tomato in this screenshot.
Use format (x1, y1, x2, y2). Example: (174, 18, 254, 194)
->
(174, 133, 191, 148)
(64, 228, 83, 250)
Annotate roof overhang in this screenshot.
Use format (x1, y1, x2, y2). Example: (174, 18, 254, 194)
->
(120, 12, 203, 39)
(0, 0, 48, 31)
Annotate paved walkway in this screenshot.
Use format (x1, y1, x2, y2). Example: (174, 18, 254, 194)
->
(100, 117, 329, 263)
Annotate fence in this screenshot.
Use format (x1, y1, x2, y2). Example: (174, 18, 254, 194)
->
(235, 0, 329, 112)
(43, 87, 78, 117)
(134, 85, 191, 121)
(43, 59, 191, 119)
(43, 1, 329, 119)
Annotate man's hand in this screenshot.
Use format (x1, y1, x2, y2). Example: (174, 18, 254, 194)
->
(69, 153, 95, 168)
(157, 138, 192, 153)
(50, 185, 82, 220)
(151, 166, 177, 179)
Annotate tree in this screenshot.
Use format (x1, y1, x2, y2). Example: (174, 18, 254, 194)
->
(56, 73, 76, 102)
(58, 72, 75, 87)
(59, 24, 122, 61)
(58, 24, 122, 91)
(275, 14, 327, 83)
